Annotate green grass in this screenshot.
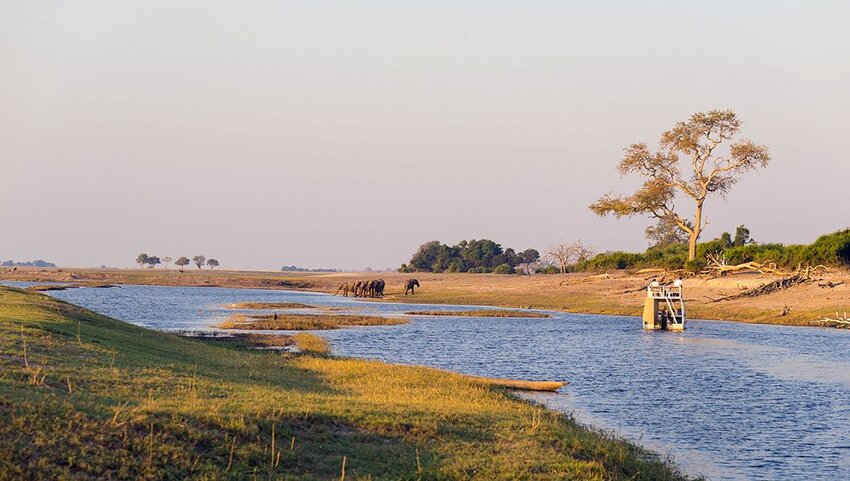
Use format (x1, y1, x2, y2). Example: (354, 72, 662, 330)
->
(0, 287, 692, 480)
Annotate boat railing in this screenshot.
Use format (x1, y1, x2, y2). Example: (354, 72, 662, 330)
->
(646, 284, 682, 299)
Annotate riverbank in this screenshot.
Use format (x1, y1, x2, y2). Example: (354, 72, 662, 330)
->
(0, 286, 691, 480)
(4, 267, 848, 327)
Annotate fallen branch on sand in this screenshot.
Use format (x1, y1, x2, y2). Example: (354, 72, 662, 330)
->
(816, 311, 850, 328)
(709, 274, 811, 302)
(560, 273, 609, 286)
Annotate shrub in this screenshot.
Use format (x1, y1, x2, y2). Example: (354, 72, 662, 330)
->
(685, 259, 706, 273)
(800, 229, 850, 267)
(493, 263, 513, 274)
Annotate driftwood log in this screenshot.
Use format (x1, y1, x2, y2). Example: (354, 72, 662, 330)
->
(816, 311, 850, 328)
(709, 274, 811, 302)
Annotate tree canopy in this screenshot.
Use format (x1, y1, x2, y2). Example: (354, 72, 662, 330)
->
(401, 239, 539, 273)
(590, 110, 770, 260)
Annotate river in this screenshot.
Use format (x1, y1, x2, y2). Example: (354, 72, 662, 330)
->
(9, 282, 850, 481)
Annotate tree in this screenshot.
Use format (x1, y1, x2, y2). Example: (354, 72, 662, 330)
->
(206, 258, 220, 270)
(175, 256, 190, 271)
(161, 256, 172, 269)
(192, 255, 206, 270)
(590, 110, 770, 260)
(733, 225, 752, 247)
(645, 218, 689, 248)
(136, 253, 149, 269)
(516, 248, 540, 275)
(546, 240, 595, 273)
(409, 241, 442, 271)
(145, 256, 161, 268)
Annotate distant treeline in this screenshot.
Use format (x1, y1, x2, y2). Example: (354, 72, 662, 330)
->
(2, 260, 56, 268)
(577, 228, 850, 272)
(136, 253, 219, 270)
(400, 240, 540, 274)
(280, 266, 340, 273)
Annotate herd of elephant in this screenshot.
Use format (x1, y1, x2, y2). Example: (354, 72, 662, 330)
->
(335, 278, 420, 297)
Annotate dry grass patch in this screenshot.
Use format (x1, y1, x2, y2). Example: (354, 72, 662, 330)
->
(225, 302, 316, 309)
(292, 333, 330, 354)
(218, 313, 407, 330)
(406, 309, 550, 318)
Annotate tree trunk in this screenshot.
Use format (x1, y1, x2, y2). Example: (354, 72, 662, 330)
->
(688, 201, 704, 260)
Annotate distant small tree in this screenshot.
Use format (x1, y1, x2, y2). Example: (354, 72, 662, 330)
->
(161, 256, 172, 269)
(175, 256, 190, 271)
(206, 258, 220, 270)
(733, 225, 752, 247)
(145, 256, 161, 269)
(192, 255, 206, 270)
(546, 241, 595, 273)
(590, 110, 770, 260)
(136, 253, 149, 269)
(516, 249, 540, 275)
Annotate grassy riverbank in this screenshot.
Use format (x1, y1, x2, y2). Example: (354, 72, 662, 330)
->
(0, 287, 691, 480)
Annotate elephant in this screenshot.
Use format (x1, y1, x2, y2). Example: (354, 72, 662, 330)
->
(367, 280, 378, 298)
(363, 279, 385, 298)
(404, 278, 420, 295)
(334, 282, 350, 297)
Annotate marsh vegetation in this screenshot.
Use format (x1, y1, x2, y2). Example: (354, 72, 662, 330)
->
(218, 313, 407, 330)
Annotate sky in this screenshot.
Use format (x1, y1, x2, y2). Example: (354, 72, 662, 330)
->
(2, 1, 849, 271)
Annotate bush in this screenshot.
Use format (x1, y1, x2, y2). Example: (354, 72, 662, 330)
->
(685, 259, 706, 273)
(577, 251, 645, 271)
(493, 263, 513, 274)
(800, 229, 850, 267)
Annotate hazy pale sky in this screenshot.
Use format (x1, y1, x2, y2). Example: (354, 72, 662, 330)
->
(2, 1, 849, 270)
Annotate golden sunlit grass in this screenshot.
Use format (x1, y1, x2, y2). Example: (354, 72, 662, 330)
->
(0, 286, 692, 480)
(292, 333, 330, 355)
(406, 309, 551, 318)
(225, 302, 316, 309)
(218, 313, 407, 330)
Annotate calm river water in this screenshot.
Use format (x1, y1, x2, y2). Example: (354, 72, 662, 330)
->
(11, 283, 850, 481)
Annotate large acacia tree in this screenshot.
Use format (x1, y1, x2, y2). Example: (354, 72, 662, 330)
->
(590, 110, 770, 260)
